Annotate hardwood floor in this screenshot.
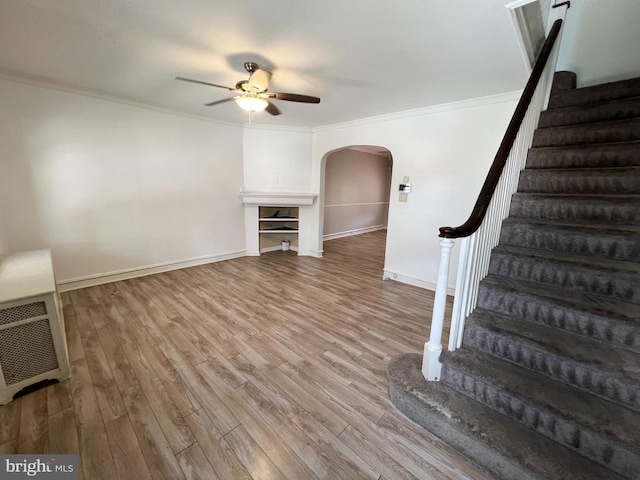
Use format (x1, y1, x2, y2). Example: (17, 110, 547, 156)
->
(0, 230, 488, 479)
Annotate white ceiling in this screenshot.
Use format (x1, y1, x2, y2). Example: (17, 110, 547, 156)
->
(0, 0, 528, 128)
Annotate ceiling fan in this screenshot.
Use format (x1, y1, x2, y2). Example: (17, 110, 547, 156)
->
(176, 62, 320, 116)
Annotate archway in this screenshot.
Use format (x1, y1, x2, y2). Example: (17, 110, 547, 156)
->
(320, 145, 393, 265)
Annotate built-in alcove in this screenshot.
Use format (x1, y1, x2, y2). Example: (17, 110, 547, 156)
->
(258, 206, 299, 253)
(240, 192, 317, 256)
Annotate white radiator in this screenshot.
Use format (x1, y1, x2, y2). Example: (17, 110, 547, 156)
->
(0, 250, 70, 404)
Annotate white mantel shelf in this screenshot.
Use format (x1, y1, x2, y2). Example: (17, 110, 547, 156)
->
(239, 192, 317, 206)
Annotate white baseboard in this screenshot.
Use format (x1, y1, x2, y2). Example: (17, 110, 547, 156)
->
(56, 245, 453, 297)
(382, 269, 456, 296)
(57, 249, 247, 292)
(323, 225, 386, 241)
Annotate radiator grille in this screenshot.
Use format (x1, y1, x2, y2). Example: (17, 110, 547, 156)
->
(0, 319, 59, 385)
(0, 302, 47, 326)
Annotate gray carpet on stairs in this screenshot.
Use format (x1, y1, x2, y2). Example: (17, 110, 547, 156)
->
(389, 71, 640, 479)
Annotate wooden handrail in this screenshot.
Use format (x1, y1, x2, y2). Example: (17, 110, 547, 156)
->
(439, 19, 563, 239)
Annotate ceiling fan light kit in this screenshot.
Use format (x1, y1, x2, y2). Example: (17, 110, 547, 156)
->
(176, 61, 320, 118)
(235, 93, 269, 112)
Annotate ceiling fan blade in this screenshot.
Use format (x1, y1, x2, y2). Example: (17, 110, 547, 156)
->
(271, 92, 321, 104)
(265, 101, 281, 116)
(176, 76, 234, 91)
(248, 68, 271, 92)
(204, 97, 235, 107)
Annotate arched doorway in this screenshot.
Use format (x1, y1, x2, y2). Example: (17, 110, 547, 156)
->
(320, 145, 393, 265)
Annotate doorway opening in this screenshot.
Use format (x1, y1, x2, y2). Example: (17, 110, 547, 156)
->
(320, 145, 393, 268)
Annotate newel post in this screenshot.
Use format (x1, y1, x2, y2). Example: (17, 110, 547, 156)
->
(422, 238, 454, 381)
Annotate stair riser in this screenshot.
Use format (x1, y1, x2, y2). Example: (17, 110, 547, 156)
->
(463, 323, 640, 412)
(499, 225, 640, 262)
(510, 196, 640, 224)
(526, 143, 640, 170)
(488, 252, 640, 303)
(476, 283, 640, 353)
(441, 367, 640, 479)
(533, 121, 640, 148)
(518, 170, 640, 195)
(548, 77, 640, 109)
(539, 98, 640, 128)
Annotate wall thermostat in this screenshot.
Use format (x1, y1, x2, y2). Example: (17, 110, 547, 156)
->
(399, 183, 411, 192)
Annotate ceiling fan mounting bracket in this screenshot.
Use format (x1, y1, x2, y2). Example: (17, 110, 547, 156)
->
(244, 62, 260, 75)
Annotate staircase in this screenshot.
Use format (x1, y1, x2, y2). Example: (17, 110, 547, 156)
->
(389, 72, 640, 480)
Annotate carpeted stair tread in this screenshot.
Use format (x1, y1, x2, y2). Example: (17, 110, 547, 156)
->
(548, 76, 640, 110)
(489, 244, 640, 302)
(390, 72, 640, 479)
(539, 96, 640, 128)
(463, 310, 640, 411)
(518, 166, 640, 194)
(532, 118, 640, 148)
(388, 353, 626, 480)
(510, 193, 640, 224)
(440, 349, 640, 479)
(477, 274, 640, 352)
(550, 71, 577, 92)
(526, 141, 640, 169)
(499, 217, 640, 261)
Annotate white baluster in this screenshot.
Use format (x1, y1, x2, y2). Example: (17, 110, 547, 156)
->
(427, 4, 568, 382)
(422, 238, 454, 381)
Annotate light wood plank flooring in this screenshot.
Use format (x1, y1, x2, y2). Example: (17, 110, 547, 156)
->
(0, 231, 488, 479)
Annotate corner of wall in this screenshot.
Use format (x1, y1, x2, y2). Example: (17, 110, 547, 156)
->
(382, 269, 456, 296)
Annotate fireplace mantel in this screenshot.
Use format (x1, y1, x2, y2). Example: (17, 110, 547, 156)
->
(239, 191, 317, 206)
(240, 192, 318, 256)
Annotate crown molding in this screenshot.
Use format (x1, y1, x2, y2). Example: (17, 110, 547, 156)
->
(312, 90, 523, 133)
(1, 69, 523, 134)
(0, 69, 243, 128)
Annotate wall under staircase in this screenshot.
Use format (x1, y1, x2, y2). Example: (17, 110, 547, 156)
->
(389, 72, 640, 480)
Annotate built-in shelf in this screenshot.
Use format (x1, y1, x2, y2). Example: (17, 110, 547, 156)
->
(240, 192, 316, 255)
(258, 206, 299, 252)
(259, 228, 298, 233)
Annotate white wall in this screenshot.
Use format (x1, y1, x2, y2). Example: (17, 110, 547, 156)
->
(241, 126, 314, 255)
(324, 148, 391, 238)
(0, 78, 519, 293)
(312, 94, 519, 290)
(242, 126, 313, 193)
(0, 78, 246, 284)
(556, 0, 640, 87)
(0, 210, 7, 256)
